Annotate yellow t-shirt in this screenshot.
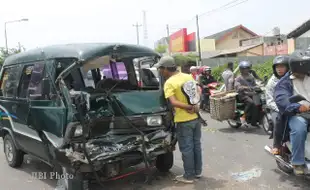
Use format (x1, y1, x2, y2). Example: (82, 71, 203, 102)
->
(164, 72, 198, 123)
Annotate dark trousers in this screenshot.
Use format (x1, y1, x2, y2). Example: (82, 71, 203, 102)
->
(272, 111, 284, 148)
(243, 96, 259, 126)
(200, 93, 209, 109)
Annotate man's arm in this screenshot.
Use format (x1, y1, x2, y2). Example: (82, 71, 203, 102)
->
(250, 70, 262, 81)
(265, 76, 279, 112)
(274, 78, 300, 115)
(210, 76, 217, 83)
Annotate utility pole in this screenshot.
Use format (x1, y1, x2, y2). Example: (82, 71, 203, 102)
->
(133, 22, 142, 45)
(166, 24, 170, 55)
(142, 10, 148, 46)
(18, 42, 21, 52)
(196, 14, 202, 66)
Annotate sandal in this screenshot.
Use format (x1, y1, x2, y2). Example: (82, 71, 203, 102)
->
(272, 148, 280, 155)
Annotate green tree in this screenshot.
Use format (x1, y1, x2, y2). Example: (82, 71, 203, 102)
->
(155, 44, 168, 54)
(0, 45, 25, 65)
(173, 53, 197, 66)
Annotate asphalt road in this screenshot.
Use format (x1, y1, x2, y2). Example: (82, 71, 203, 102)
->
(0, 113, 310, 190)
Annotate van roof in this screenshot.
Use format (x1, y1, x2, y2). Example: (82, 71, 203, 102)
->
(3, 43, 159, 66)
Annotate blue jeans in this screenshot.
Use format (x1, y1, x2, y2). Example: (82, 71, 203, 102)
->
(176, 118, 202, 180)
(288, 116, 308, 165)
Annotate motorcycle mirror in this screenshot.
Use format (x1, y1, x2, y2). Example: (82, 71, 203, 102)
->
(289, 94, 307, 103)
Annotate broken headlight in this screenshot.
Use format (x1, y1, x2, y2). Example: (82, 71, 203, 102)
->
(146, 116, 162, 126)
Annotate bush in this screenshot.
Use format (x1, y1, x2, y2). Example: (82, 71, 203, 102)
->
(211, 60, 274, 82)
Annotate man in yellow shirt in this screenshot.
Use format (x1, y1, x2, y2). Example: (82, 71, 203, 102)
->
(155, 56, 202, 184)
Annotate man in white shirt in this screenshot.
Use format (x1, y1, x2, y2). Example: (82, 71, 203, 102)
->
(221, 62, 234, 91)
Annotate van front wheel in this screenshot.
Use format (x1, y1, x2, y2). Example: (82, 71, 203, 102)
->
(59, 167, 89, 190)
(3, 134, 24, 168)
(156, 152, 174, 172)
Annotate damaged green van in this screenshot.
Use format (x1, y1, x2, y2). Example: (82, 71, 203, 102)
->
(0, 43, 176, 190)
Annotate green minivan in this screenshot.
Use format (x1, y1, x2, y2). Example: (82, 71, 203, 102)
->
(0, 43, 176, 190)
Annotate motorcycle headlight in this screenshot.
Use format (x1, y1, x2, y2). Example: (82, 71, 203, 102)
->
(146, 116, 162, 126)
(74, 125, 83, 137)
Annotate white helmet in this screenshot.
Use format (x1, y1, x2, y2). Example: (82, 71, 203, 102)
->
(190, 66, 197, 72)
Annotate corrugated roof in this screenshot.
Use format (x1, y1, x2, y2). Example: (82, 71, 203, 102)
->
(204, 25, 258, 42)
(287, 19, 310, 38)
(204, 25, 239, 40)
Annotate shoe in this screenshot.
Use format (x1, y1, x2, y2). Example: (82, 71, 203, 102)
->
(293, 165, 306, 176)
(173, 175, 194, 184)
(195, 174, 202, 178)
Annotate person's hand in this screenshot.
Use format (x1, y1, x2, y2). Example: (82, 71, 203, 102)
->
(299, 104, 310, 113)
(187, 105, 200, 114)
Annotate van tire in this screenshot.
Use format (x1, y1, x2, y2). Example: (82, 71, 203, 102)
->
(3, 134, 24, 168)
(61, 167, 89, 190)
(156, 152, 174, 172)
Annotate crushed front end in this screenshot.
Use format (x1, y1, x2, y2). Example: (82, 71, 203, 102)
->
(57, 90, 176, 178)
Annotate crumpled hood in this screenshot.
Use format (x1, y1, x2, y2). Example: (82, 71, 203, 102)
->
(112, 90, 167, 115)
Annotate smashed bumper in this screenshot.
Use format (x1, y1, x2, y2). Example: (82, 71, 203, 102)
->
(63, 129, 173, 164)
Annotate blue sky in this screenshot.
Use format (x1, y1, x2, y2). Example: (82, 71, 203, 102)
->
(0, 0, 308, 50)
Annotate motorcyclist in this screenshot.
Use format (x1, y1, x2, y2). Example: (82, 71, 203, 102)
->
(234, 61, 259, 127)
(190, 66, 198, 81)
(265, 55, 289, 155)
(198, 66, 216, 109)
(274, 49, 310, 175)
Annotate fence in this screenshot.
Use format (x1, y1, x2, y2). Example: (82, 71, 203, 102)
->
(201, 55, 276, 68)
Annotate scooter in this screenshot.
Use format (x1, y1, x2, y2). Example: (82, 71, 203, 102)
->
(264, 94, 310, 174)
(227, 85, 271, 130)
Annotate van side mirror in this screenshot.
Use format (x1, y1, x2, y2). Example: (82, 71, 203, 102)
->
(289, 94, 306, 103)
(41, 78, 51, 97)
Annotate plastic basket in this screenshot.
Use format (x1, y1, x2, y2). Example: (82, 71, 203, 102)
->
(210, 91, 238, 121)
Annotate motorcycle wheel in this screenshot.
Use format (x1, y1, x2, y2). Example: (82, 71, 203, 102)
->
(227, 119, 241, 128)
(261, 114, 272, 135)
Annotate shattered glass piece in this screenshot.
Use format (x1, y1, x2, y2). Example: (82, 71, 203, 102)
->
(231, 167, 262, 182)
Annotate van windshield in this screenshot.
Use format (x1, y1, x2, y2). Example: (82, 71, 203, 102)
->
(79, 59, 159, 92)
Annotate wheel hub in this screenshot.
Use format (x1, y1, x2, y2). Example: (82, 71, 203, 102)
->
(5, 140, 13, 162)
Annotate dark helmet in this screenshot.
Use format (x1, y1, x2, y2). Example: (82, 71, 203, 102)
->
(289, 49, 310, 75)
(272, 55, 289, 78)
(238, 61, 251, 69)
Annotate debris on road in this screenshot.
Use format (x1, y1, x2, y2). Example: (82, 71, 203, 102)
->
(231, 167, 262, 182)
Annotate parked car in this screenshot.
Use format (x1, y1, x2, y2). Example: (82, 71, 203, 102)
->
(0, 43, 176, 190)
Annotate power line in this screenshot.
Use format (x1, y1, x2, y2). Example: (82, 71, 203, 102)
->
(199, 0, 245, 17)
(169, 0, 250, 29)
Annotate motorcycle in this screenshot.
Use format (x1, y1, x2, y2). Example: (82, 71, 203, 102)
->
(227, 85, 271, 131)
(265, 94, 310, 174)
(202, 82, 220, 112)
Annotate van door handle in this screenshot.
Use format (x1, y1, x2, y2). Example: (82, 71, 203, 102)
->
(12, 105, 17, 113)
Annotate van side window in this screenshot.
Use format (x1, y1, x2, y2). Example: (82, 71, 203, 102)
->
(0, 66, 21, 98)
(28, 63, 45, 98)
(17, 63, 45, 99)
(17, 65, 34, 98)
